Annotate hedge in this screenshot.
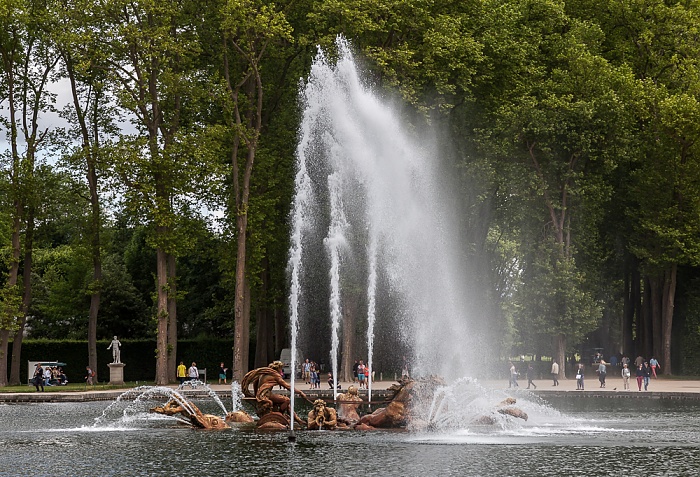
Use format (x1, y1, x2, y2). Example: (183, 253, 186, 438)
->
(8, 338, 235, 384)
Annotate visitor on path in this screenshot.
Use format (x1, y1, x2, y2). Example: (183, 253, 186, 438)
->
(509, 361, 519, 388)
(357, 361, 367, 389)
(642, 362, 652, 391)
(353, 360, 359, 383)
(310, 364, 318, 389)
(622, 363, 631, 390)
(365, 365, 371, 387)
(327, 372, 335, 389)
(551, 360, 559, 386)
(635, 355, 644, 368)
(218, 362, 228, 385)
(303, 359, 311, 384)
(598, 361, 607, 388)
(188, 362, 199, 382)
(177, 361, 187, 385)
(636, 364, 644, 391)
(526, 363, 537, 389)
(649, 357, 660, 378)
(576, 363, 585, 390)
(33, 363, 45, 392)
(85, 366, 95, 385)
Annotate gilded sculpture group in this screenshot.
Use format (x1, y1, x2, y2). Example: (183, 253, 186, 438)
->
(151, 360, 529, 430)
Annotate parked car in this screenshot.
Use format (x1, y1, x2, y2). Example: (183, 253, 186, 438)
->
(278, 348, 304, 379)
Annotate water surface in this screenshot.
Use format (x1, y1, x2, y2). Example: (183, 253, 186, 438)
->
(1, 398, 698, 476)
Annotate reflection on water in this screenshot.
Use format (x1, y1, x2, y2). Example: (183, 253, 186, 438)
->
(1, 398, 699, 476)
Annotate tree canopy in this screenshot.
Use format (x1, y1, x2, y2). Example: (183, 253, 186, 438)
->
(2, 0, 700, 384)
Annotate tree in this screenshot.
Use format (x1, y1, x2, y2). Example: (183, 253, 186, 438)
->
(0, 0, 59, 386)
(49, 0, 123, 383)
(97, 0, 210, 384)
(218, 0, 293, 381)
(577, 0, 700, 373)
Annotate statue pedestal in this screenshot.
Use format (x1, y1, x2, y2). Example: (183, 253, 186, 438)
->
(108, 363, 125, 385)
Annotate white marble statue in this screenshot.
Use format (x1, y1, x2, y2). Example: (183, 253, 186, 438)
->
(107, 336, 122, 363)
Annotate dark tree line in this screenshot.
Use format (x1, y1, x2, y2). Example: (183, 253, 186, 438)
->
(2, 0, 700, 386)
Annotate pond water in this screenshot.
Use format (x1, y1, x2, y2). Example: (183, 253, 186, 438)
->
(1, 396, 699, 476)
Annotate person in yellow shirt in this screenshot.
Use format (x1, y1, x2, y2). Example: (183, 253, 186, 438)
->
(177, 361, 187, 385)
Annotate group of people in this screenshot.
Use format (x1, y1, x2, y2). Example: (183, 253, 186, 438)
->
(32, 363, 68, 391)
(302, 359, 323, 388)
(509, 356, 539, 389)
(510, 354, 661, 392)
(176, 361, 201, 385)
(352, 360, 372, 389)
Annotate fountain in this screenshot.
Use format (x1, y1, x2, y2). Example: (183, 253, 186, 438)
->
(2, 37, 700, 477)
(288, 37, 485, 416)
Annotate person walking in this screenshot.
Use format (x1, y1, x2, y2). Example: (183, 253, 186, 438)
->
(551, 360, 559, 386)
(576, 363, 585, 390)
(649, 357, 660, 378)
(621, 363, 631, 390)
(85, 366, 95, 386)
(526, 363, 537, 389)
(642, 362, 652, 391)
(635, 363, 644, 391)
(177, 361, 187, 385)
(509, 361, 519, 388)
(218, 362, 228, 385)
(188, 362, 199, 382)
(598, 360, 607, 388)
(33, 363, 45, 392)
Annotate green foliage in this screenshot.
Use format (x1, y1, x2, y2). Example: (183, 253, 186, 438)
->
(3, 0, 700, 382)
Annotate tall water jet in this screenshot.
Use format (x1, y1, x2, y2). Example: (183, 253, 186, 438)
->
(325, 172, 348, 400)
(291, 36, 483, 386)
(366, 231, 377, 401)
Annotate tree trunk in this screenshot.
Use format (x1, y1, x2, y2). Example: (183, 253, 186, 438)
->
(661, 264, 676, 375)
(274, 308, 285, 357)
(232, 210, 249, 382)
(167, 253, 177, 382)
(623, 262, 639, 358)
(0, 196, 22, 387)
(65, 51, 103, 385)
(87, 143, 101, 383)
(155, 246, 169, 385)
(641, 278, 653, 358)
(254, 261, 274, 368)
(242, 278, 251, 373)
(9, 207, 34, 385)
(554, 333, 566, 380)
(648, 275, 663, 362)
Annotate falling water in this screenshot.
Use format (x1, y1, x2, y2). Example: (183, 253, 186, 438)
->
(325, 172, 348, 400)
(366, 232, 377, 401)
(287, 73, 316, 430)
(291, 36, 481, 392)
(230, 381, 243, 413)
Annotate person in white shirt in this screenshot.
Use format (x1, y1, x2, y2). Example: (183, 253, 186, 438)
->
(551, 361, 559, 386)
(188, 362, 199, 382)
